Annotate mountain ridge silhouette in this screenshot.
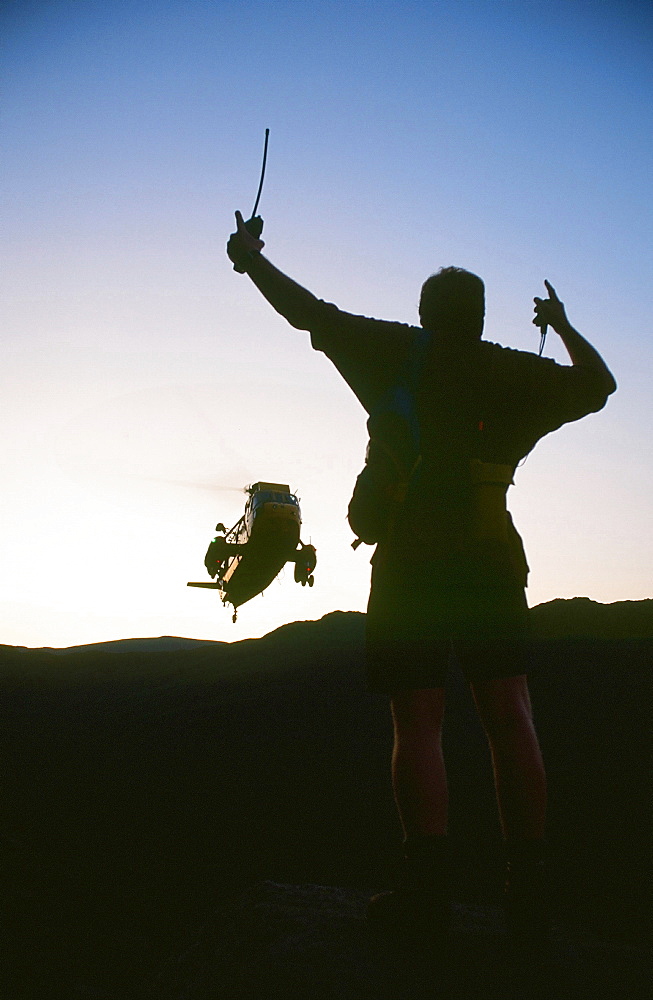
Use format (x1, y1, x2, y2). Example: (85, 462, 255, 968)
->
(4, 596, 653, 661)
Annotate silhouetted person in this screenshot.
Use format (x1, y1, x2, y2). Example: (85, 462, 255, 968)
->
(227, 211, 616, 948)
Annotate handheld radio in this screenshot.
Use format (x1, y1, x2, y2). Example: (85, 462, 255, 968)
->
(233, 128, 270, 273)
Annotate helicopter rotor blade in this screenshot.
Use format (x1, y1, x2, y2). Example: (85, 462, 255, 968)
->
(144, 477, 246, 494)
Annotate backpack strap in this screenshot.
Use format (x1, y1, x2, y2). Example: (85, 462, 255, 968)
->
(350, 331, 430, 551)
(368, 328, 430, 446)
(404, 327, 430, 445)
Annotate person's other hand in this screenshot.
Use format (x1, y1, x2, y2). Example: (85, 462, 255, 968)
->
(533, 280, 570, 333)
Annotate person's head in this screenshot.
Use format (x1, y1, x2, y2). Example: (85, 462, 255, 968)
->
(419, 267, 485, 340)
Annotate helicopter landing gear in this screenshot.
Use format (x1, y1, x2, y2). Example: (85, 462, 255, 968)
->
(294, 543, 317, 586)
(232, 609, 238, 623)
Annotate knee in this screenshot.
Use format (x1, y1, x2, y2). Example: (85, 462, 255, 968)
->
(471, 676, 534, 743)
(391, 688, 446, 740)
(481, 702, 534, 745)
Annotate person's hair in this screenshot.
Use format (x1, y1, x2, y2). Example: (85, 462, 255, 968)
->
(419, 267, 485, 339)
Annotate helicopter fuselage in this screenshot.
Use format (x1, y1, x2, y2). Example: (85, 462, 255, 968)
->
(188, 482, 315, 619)
(221, 487, 301, 608)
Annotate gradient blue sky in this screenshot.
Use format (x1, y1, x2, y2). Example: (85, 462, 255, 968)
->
(2, 0, 651, 647)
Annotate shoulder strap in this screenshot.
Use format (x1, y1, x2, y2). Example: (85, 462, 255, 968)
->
(399, 328, 430, 445)
(407, 328, 430, 384)
(367, 329, 430, 445)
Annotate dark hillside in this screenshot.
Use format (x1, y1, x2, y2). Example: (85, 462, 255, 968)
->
(1, 601, 651, 996)
(530, 596, 653, 638)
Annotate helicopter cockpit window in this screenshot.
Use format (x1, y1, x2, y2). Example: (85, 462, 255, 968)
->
(252, 490, 298, 507)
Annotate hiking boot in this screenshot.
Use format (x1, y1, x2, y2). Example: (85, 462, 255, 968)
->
(367, 834, 452, 940)
(503, 840, 552, 954)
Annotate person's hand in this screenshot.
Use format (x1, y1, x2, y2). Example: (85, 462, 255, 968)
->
(227, 210, 265, 272)
(533, 280, 570, 333)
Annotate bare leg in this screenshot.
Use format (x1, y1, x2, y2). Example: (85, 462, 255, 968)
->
(470, 675, 547, 841)
(390, 688, 448, 839)
(368, 685, 451, 931)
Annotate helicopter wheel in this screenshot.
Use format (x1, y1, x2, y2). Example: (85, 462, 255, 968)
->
(232, 610, 238, 623)
(308, 575, 314, 587)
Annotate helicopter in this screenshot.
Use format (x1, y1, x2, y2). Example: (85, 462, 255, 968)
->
(187, 482, 316, 622)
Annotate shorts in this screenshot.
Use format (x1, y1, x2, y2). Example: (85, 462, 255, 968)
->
(365, 544, 531, 694)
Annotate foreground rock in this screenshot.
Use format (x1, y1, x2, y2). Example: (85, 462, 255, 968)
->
(159, 881, 650, 1000)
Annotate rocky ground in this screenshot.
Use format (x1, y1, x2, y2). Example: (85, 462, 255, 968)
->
(158, 881, 650, 1000)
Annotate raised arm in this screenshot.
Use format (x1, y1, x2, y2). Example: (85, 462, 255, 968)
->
(533, 280, 617, 395)
(226, 210, 330, 331)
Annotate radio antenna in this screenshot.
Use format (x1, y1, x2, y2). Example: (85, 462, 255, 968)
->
(232, 129, 270, 273)
(250, 128, 270, 220)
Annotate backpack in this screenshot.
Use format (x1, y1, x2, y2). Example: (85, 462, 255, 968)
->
(348, 330, 430, 549)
